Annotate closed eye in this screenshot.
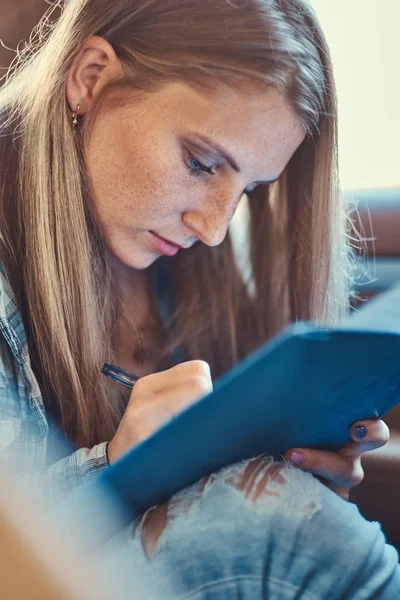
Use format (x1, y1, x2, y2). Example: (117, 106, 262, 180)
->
(186, 153, 216, 177)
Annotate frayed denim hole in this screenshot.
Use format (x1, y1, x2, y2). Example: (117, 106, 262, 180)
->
(133, 506, 155, 539)
(142, 455, 284, 559)
(140, 477, 208, 561)
(139, 457, 323, 561)
(216, 457, 322, 519)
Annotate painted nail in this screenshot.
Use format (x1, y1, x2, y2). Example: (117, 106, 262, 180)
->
(355, 425, 368, 439)
(290, 451, 304, 465)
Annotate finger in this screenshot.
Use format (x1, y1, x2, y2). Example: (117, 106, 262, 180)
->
(128, 377, 214, 441)
(133, 360, 212, 394)
(338, 437, 389, 460)
(347, 419, 390, 454)
(283, 447, 364, 488)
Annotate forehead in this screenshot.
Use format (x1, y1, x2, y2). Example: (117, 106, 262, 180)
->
(136, 81, 306, 180)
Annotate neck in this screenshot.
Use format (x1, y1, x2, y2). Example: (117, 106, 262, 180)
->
(107, 251, 151, 311)
(106, 251, 163, 374)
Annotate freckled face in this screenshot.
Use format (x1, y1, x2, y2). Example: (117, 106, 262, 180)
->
(84, 82, 305, 271)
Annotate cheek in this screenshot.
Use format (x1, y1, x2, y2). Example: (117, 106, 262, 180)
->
(87, 118, 195, 229)
(86, 133, 183, 226)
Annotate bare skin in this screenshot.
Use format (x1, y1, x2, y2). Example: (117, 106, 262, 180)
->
(65, 36, 389, 555)
(66, 37, 305, 306)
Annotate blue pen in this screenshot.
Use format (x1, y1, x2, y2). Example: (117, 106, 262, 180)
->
(101, 363, 140, 389)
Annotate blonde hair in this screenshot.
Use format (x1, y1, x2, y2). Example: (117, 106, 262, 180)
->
(0, 0, 350, 446)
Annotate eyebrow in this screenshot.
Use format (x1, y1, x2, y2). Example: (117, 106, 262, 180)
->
(193, 133, 280, 185)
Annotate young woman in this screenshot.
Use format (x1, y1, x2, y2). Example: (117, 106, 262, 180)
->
(0, 0, 398, 597)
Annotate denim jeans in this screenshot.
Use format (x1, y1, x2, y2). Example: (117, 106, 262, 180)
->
(101, 457, 400, 599)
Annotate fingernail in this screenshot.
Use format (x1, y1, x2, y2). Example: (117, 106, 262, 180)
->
(355, 425, 368, 439)
(290, 451, 304, 465)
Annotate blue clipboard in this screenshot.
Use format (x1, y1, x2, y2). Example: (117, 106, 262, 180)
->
(94, 318, 400, 525)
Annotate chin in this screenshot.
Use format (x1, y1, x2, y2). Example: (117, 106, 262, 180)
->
(106, 243, 158, 272)
(123, 254, 158, 271)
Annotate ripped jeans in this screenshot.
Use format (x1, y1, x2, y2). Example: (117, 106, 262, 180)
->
(103, 457, 400, 599)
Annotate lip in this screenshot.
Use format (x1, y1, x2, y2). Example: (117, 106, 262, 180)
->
(149, 231, 183, 256)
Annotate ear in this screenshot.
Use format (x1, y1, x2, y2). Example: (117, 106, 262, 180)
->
(65, 36, 124, 115)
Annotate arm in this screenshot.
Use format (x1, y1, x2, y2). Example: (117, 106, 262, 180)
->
(0, 356, 109, 506)
(1, 398, 110, 506)
(24, 442, 110, 506)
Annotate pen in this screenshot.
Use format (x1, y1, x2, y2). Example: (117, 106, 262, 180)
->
(101, 363, 140, 389)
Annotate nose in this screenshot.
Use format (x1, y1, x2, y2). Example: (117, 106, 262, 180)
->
(182, 194, 240, 247)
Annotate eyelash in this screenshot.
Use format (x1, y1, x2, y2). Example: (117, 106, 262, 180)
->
(186, 153, 216, 178)
(185, 151, 254, 197)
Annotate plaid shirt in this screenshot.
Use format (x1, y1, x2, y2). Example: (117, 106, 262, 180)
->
(0, 261, 108, 504)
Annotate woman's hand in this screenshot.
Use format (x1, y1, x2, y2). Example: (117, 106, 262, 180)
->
(107, 360, 212, 464)
(283, 419, 390, 500)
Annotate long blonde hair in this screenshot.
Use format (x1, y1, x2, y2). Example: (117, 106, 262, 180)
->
(0, 0, 350, 447)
